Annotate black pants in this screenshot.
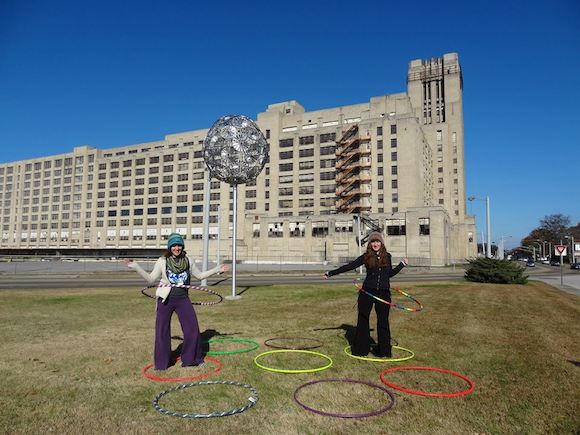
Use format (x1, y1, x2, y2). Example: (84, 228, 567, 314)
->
(352, 289, 391, 357)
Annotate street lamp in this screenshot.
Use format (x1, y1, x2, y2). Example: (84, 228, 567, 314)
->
(497, 235, 512, 259)
(565, 235, 575, 264)
(468, 195, 492, 258)
(536, 239, 546, 259)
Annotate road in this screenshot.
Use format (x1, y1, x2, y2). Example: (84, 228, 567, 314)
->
(0, 261, 578, 295)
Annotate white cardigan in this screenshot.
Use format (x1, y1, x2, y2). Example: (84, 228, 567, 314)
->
(128, 255, 220, 302)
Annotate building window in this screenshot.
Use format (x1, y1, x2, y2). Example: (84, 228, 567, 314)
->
(299, 135, 314, 145)
(289, 222, 305, 237)
(320, 146, 335, 155)
(391, 166, 397, 175)
(386, 219, 405, 236)
(377, 126, 383, 136)
(391, 138, 397, 148)
(279, 138, 293, 148)
(280, 151, 293, 159)
(377, 140, 383, 149)
(390, 124, 397, 135)
(319, 132, 336, 143)
(334, 221, 353, 232)
(419, 218, 430, 235)
(268, 222, 284, 237)
(312, 222, 329, 237)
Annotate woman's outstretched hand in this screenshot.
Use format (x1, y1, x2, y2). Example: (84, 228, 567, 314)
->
(219, 264, 231, 273)
(323, 272, 329, 280)
(124, 259, 136, 268)
(401, 258, 409, 266)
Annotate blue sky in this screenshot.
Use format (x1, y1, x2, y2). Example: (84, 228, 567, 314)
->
(1, 0, 578, 248)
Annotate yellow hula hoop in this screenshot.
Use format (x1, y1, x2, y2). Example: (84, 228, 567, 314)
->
(344, 345, 415, 363)
(253, 349, 333, 374)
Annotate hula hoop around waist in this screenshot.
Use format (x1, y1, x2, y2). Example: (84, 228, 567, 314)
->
(141, 283, 223, 306)
(353, 279, 423, 312)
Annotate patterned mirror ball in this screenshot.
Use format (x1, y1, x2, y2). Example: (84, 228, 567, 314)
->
(203, 115, 269, 185)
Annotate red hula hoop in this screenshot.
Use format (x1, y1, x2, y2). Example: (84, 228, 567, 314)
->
(142, 356, 222, 382)
(379, 366, 475, 398)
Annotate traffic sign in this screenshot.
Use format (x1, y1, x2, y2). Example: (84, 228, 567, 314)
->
(555, 245, 567, 256)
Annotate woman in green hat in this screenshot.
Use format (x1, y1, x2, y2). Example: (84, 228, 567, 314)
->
(126, 232, 229, 370)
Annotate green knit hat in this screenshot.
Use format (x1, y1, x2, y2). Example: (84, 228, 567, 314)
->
(167, 233, 184, 249)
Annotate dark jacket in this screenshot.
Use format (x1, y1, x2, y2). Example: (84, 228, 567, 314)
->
(327, 254, 405, 292)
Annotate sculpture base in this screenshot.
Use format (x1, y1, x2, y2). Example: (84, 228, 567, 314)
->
(225, 295, 242, 301)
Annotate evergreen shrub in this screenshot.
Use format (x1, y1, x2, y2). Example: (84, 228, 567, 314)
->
(465, 258, 528, 284)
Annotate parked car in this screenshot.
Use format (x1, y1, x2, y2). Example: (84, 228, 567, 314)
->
(526, 260, 535, 267)
(550, 259, 561, 266)
(542, 259, 550, 265)
(570, 262, 580, 270)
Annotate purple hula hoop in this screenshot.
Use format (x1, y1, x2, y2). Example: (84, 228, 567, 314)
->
(294, 378, 395, 418)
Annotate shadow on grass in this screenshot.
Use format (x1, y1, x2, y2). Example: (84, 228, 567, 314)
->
(312, 323, 358, 348)
(312, 324, 399, 349)
(169, 329, 245, 360)
(567, 359, 580, 367)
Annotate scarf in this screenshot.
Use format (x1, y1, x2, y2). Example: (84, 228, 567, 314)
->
(167, 255, 188, 274)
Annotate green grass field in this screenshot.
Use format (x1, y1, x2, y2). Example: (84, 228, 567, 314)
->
(0, 280, 578, 434)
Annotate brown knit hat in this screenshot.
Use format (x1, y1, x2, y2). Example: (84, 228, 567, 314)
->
(367, 232, 385, 245)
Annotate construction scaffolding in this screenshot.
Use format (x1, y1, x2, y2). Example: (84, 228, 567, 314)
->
(335, 125, 372, 214)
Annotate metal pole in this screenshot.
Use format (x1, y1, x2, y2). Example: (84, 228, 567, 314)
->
(486, 196, 491, 258)
(560, 239, 564, 286)
(356, 214, 362, 275)
(201, 170, 211, 286)
(572, 236, 576, 264)
(227, 184, 241, 300)
(216, 204, 221, 265)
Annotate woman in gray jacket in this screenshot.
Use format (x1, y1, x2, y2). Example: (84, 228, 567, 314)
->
(126, 233, 229, 370)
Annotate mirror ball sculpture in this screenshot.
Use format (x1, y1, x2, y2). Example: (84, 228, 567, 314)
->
(202, 115, 269, 299)
(203, 115, 269, 185)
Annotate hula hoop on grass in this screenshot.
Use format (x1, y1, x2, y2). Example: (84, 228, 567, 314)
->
(379, 366, 475, 397)
(353, 279, 423, 312)
(264, 336, 323, 350)
(204, 338, 259, 355)
(141, 283, 223, 306)
(344, 345, 415, 362)
(153, 380, 259, 418)
(142, 356, 222, 382)
(294, 378, 395, 418)
(254, 349, 333, 374)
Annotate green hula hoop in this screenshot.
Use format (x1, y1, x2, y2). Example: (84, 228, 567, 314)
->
(344, 345, 415, 362)
(254, 349, 333, 374)
(204, 338, 260, 356)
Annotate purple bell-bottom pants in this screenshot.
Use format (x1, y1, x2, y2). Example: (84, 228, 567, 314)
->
(154, 297, 203, 370)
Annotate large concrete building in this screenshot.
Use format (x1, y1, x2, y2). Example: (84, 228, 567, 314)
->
(0, 53, 476, 266)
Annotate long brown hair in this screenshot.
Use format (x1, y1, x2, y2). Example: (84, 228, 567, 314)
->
(364, 243, 391, 268)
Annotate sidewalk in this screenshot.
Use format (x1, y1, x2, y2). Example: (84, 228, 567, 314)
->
(531, 274, 580, 297)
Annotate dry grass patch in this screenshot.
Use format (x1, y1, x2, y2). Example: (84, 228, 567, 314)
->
(0, 281, 578, 434)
